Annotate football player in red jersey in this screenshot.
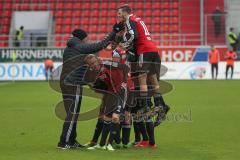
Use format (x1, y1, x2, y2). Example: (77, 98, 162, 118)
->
(84, 54, 129, 151)
(116, 4, 170, 148)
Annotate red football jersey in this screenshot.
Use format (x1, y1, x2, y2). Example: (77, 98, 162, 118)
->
(125, 14, 158, 55)
(98, 63, 125, 93)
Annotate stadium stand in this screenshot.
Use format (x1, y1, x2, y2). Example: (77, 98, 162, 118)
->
(0, 0, 181, 47)
(0, 0, 225, 47)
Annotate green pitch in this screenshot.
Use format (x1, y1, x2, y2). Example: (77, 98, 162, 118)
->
(0, 81, 239, 160)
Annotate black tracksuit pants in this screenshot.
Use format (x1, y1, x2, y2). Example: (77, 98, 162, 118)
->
(59, 85, 83, 144)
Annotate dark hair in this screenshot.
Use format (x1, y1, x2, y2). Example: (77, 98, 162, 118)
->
(230, 27, 234, 31)
(118, 4, 132, 13)
(72, 29, 87, 40)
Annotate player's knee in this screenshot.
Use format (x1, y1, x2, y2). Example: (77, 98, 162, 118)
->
(103, 115, 112, 122)
(112, 113, 119, 123)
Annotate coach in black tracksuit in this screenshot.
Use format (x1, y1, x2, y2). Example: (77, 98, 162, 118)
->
(58, 23, 124, 149)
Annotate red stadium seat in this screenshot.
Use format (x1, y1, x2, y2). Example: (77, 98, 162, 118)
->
(172, 1, 179, 9)
(81, 25, 89, 31)
(90, 17, 98, 24)
(145, 2, 152, 9)
(56, 3, 64, 9)
(91, 10, 99, 17)
(135, 9, 143, 17)
(99, 17, 107, 25)
(55, 18, 63, 25)
(81, 10, 90, 17)
(135, 2, 144, 9)
(153, 10, 161, 17)
(64, 18, 72, 25)
(152, 25, 161, 33)
(101, 10, 108, 17)
(40, 0, 48, 3)
(163, 2, 170, 9)
(99, 25, 108, 33)
(30, 0, 39, 3)
(21, 4, 31, 10)
(5, 3, 12, 10)
(60, 42, 65, 47)
(75, 10, 81, 17)
(63, 25, 71, 34)
(65, 10, 72, 17)
(108, 10, 116, 17)
(91, 3, 99, 9)
(65, 3, 73, 10)
(153, 2, 161, 9)
(172, 17, 179, 24)
(73, 3, 81, 10)
(55, 25, 62, 33)
(49, 3, 55, 10)
(2, 25, 9, 34)
(145, 10, 152, 17)
(63, 35, 70, 41)
(172, 9, 179, 17)
(144, 17, 152, 25)
(82, 2, 90, 9)
(54, 11, 63, 17)
(89, 25, 98, 33)
(2, 18, 10, 25)
(162, 25, 169, 33)
(163, 17, 170, 24)
(39, 4, 48, 10)
(72, 25, 81, 31)
(32, 4, 39, 10)
(170, 25, 179, 33)
(152, 17, 161, 24)
(0, 42, 8, 47)
(161, 35, 170, 45)
(88, 33, 97, 40)
(162, 41, 170, 46)
(1, 0, 12, 2)
(171, 35, 180, 46)
(81, 17, 89, 25)
(108, 2, 117, 9)
(72, 18, 81, 25)
(3, 10, 11, 17)
(108, 17, 116, 25)
(101, 2, 108, 9)
(163, 9, 170, 17)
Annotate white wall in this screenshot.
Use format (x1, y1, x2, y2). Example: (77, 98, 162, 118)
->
(14, 11, 50, 30)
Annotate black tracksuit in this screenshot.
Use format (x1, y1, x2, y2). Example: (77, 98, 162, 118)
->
(59, 32, 116, 145)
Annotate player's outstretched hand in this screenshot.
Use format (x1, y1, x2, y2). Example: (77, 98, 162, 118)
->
(113, 22, 125, 33)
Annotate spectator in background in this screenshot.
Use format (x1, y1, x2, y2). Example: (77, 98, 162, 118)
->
(15, 26, 24, 47)
(228, 28, 238, 51)
(225, 49, 237, 79)
(44, 58, 54, 81)
(212, 6, 222, 37)
(208, 45, 220, 80)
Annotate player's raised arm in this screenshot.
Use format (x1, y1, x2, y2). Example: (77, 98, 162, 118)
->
(71, 23, 124, 55)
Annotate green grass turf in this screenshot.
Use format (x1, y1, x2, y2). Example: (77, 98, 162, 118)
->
(0, 81, 239, 160)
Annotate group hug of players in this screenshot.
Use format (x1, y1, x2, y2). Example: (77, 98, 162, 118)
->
(57, 4, 169, 150)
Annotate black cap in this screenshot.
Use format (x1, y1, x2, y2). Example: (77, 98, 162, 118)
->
(72, 29, 87, 40)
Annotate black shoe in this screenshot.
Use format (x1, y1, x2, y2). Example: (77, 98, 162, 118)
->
(164, 105, 170, 114)
(57, 142, 71, 150)
(154, 105, 170, 127)
(70, 140, 85, 148)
